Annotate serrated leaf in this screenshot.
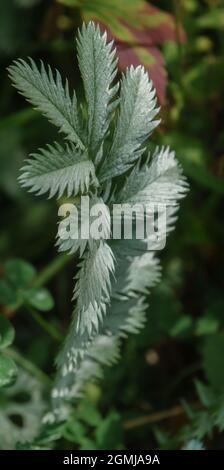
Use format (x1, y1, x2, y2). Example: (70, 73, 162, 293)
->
(54, 253, 160, 404)
(113, 146, 188, 244)
(9, 21, 188, 418)
(88, 335, 121, 366)
(123, 252, 161, 296)
(53, 241, 115, 394)
(53, 251, 161, 405)
(99, 65, 159, 181)
(77, 22, 118, 156)
(0, 353, 17, 388)
(194, 411, 213, 439)
(8, 59, 84, 149)
(57, 196, 111, 256)
(73, 241, 115, 335)
(117, 146, 188, 205)
(0, 315, 15, 350)
(19, 142, 98, 199)
(195, 380, 215, 408)
(53, 333, 120, 403)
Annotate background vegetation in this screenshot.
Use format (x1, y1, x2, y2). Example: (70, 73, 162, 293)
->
(0, 0, 224, 450)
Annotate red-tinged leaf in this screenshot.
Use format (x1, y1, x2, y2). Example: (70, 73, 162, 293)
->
(140, 4, 186, 44)
(81, 1, 186, 102)
(82, 11, 136, 44)
(84, 18, 166, 103)
(116, 43, 166, 104)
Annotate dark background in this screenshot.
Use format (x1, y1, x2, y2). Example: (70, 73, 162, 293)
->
(0, 0, 224, 450)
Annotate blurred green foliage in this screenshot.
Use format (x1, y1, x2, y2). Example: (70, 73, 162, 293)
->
(0, 0, 224, 450)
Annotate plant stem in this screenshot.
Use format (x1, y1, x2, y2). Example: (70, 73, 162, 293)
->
(27, 306, 63, 342)
(123, 401, 201, 430)
(33, 253, 71, 288)
(6, 348, 52, 387)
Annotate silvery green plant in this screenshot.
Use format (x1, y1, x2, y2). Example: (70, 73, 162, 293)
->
(9, 22, 188, 421)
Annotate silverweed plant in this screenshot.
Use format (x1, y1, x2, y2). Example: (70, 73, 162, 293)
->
(8, 22, 188, 424)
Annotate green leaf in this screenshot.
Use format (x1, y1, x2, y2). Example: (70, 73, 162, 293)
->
(34, 423, 65, 447)
(5, 258, 36, 288)
(0, 353, 17, 388)
(24, 287, 54, 311)
(95, 411, 123, 449)
(197, 8, 224, 30)
(0, 316, 15, 350)
(63, 420, 86, 443)
(19, 142, 98, 199)
(194, 411, 213, 439)
(170, 315, 193, 338)
(79, 437, 97, 450)
(0, 280, 17, 305)
(8, 59, 84, 149)
(195, 380, 215, 408)
(195, 316, 219, 336)
(78, 400, 102, 427)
